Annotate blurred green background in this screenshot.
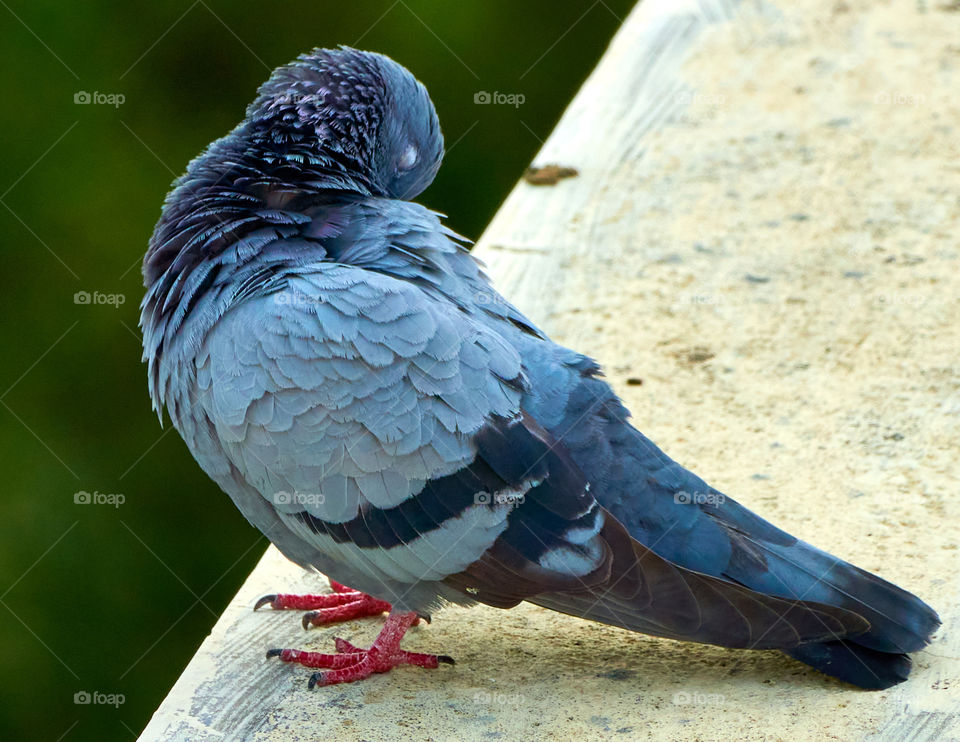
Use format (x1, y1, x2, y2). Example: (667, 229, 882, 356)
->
(0, 1, 633, 739)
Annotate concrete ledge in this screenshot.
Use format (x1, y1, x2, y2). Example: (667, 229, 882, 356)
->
(139, 0, 960, 739)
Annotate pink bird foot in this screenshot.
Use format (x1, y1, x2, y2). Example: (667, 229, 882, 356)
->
(255, 580, 393, 629)
(267, 611, 454, 687)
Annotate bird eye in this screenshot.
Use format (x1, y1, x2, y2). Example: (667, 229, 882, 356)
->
(397, 144, 419, 171)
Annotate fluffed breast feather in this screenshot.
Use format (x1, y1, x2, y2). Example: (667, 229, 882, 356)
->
(185, 264, 608, 592)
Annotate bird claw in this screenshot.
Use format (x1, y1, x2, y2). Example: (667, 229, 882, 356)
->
(270, 642, 452, 687)
(253, 585, 391, 627)
(253, 594, 278, 611)
(299, 594, 392, 629)
(266, 611, 452, 687)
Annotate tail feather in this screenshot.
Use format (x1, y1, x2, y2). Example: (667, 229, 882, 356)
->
(785, 641, 912, 690)
(529, 507, 939, 689)
(704, 500, 940, 686)
(731, 537, 939, 689)
(529, 511, 871, 650)
(728, 533, 940, 654)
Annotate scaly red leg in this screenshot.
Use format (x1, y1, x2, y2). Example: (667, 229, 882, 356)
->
(267, 610, 454, 687)
(254, 581, 392, 629)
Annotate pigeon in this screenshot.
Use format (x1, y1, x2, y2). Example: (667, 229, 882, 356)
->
(140, 47, 939, 689)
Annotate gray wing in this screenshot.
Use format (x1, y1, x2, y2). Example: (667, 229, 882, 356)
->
(177, 262, 607, 609)
(161, 198, 887, 651)
(172, 258, 874, 651)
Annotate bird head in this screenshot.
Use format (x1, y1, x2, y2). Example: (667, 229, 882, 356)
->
(243, 47, 444, 201)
